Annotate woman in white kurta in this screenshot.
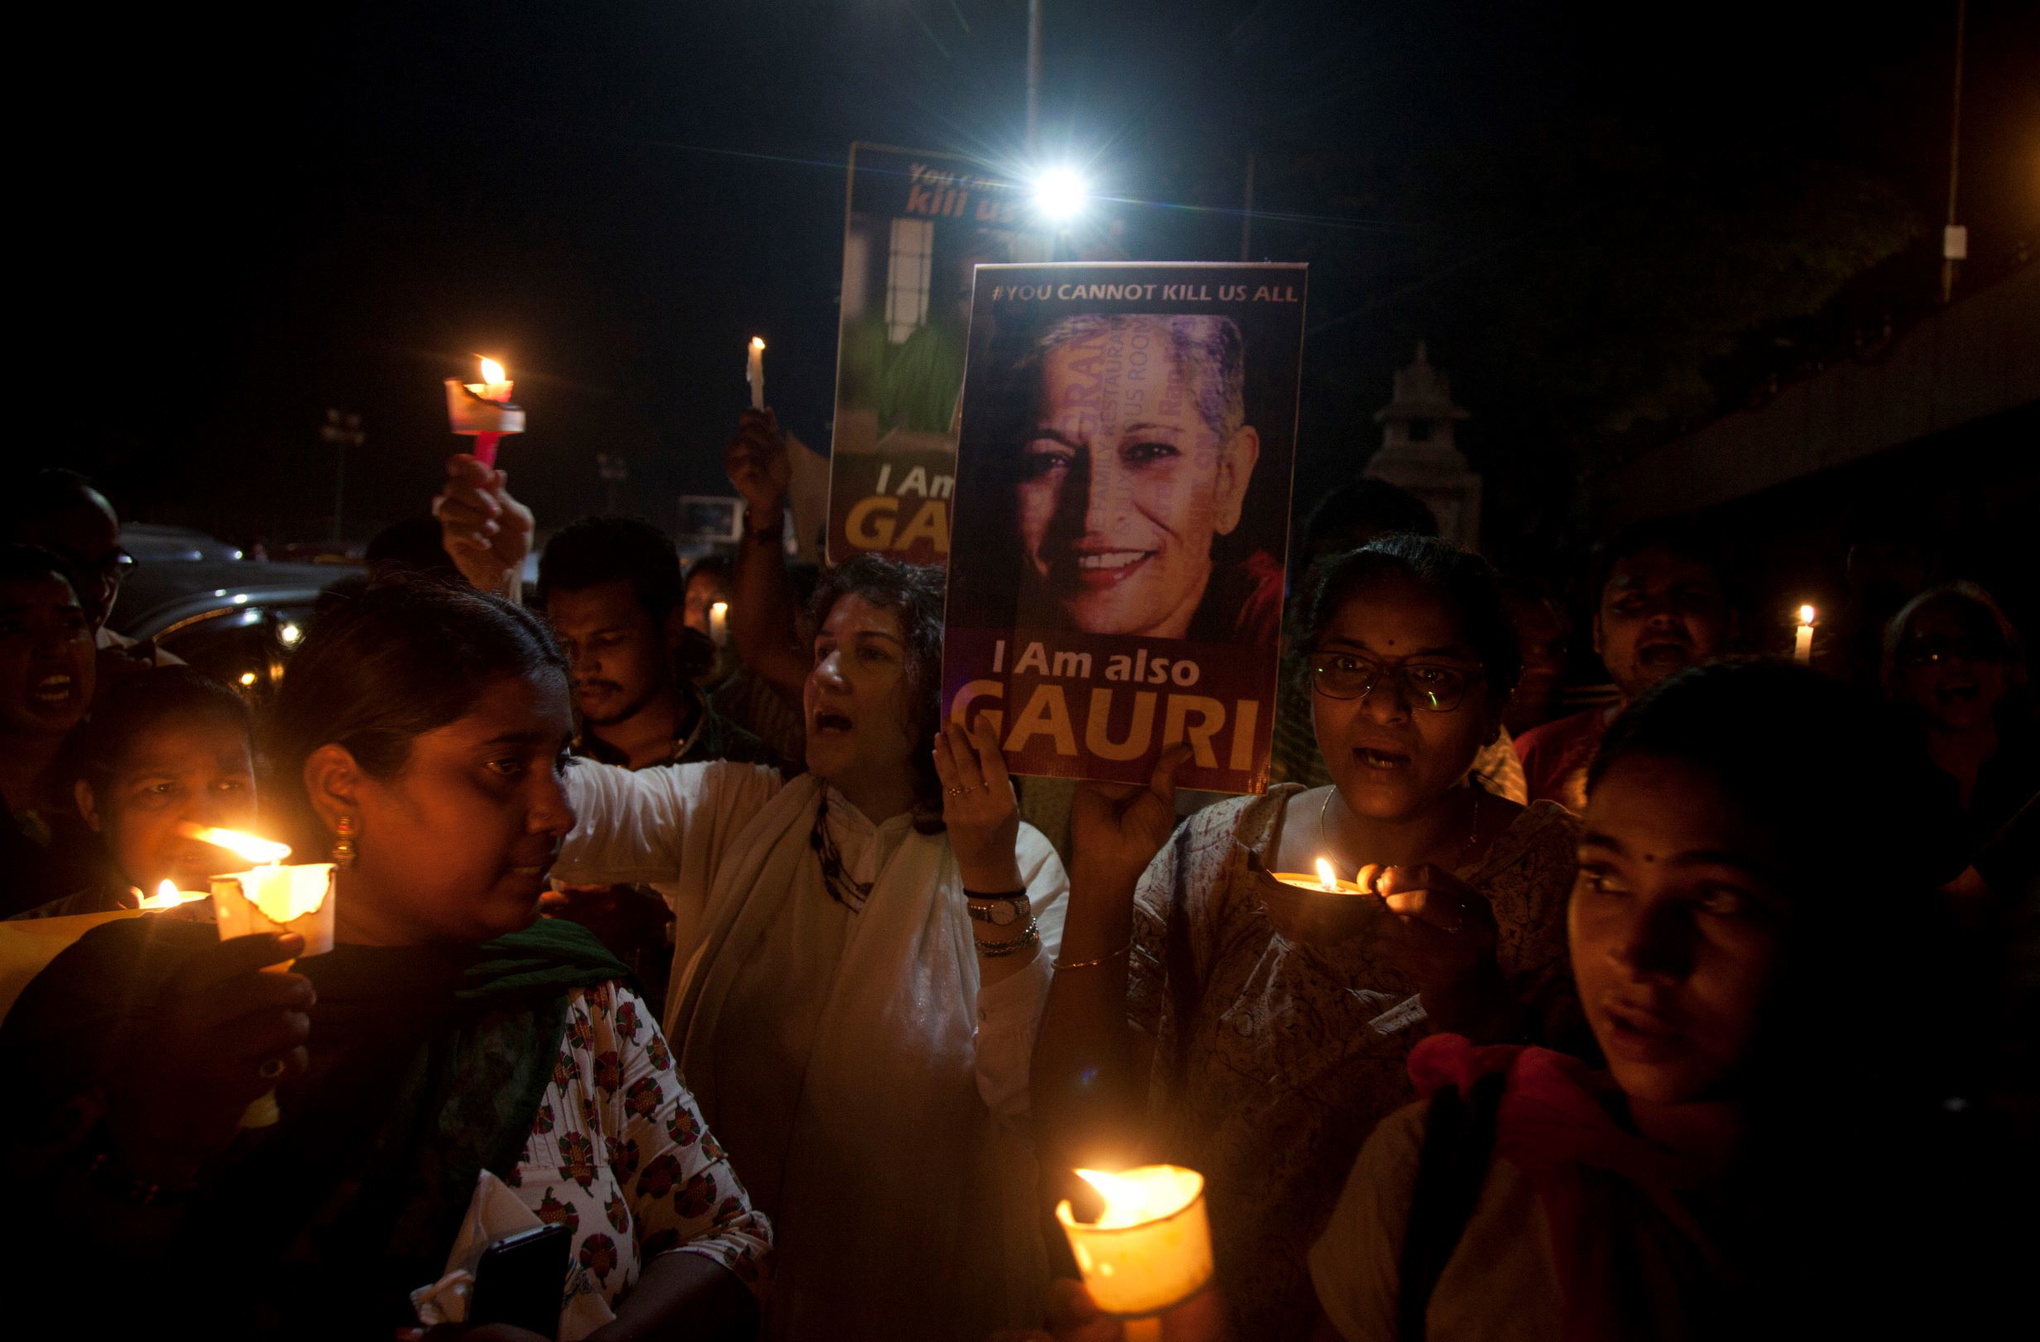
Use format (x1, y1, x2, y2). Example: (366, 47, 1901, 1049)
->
(546, 428, 1069, 1342)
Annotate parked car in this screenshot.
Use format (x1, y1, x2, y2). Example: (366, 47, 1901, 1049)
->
(119, 523, 248, 563)
(110, 558, 353, 705)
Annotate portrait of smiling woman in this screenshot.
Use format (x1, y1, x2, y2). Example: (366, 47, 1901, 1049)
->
(952, 309, 1292, 646)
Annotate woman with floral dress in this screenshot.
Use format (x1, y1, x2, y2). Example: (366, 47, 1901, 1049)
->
(0, 579, 769, 1340)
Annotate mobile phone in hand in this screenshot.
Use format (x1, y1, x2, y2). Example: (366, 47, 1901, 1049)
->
(469, 1220, 572, 1339)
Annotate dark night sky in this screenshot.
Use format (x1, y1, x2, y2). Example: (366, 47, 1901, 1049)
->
(29, 1, 2037, 554)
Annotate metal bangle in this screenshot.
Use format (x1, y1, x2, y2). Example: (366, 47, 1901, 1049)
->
(975, 918, 1041, 957)
(965, 891, 1031, 925)
(1052, 939, 1134, 971)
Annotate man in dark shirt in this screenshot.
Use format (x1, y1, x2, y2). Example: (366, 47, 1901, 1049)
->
(534, 517, 777, 1006)
(540, 517, 777, 773)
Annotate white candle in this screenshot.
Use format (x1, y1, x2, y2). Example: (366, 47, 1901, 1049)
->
(1793, 604, 1816, 664)
(1056, 1165, 1214, 1323)
(474, 357, 513, 404)
(708, 600, 729, 648)
(746, 337, 766, 411)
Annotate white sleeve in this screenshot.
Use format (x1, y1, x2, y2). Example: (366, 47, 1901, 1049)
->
(555, 759, 780, 886)
(1308, 1102, 1427, 1342)
(971, 823, 1069, 1128)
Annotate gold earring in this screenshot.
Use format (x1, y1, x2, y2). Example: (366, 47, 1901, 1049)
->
(331, 816, 357, 869)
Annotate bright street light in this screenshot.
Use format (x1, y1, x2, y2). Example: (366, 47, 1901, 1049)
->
(1033, 167, 1089, 222)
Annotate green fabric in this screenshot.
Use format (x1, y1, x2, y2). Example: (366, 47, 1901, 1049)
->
(460, 916, 631, 1004)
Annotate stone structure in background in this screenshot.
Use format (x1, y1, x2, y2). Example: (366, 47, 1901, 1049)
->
(1366, 342, 1482, 548)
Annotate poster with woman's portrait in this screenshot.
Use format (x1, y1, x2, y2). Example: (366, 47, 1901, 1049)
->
(827, 144, 1045, 567)
(942, 262, 1307, 792)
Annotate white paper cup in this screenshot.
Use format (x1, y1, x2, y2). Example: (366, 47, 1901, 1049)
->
(211, 865, 336, 957)
(1056, 1167, 1214, 1318)
(444, 381, 527, 435)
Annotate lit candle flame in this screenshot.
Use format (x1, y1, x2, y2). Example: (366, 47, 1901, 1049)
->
(181, 824, 292, 865)
(478, 356, 506, 386)
(1315, 857, 1339, 891)
(139, 879, 181, 909)
(1797, 604, 1816, 628)
(138, 879, 204, 909)
(749, 336, 765, 352)
(1074, 1166, 1203, 1229)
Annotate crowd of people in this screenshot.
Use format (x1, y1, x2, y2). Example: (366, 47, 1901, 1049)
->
(0, 418, 2031, 1339)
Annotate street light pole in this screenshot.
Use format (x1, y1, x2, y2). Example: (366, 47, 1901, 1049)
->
(1027, 0, 1043, 152)
(318, 409, 365, 543)
(1940, 0, 1968, 305)
(1239, 150, 1256, 261)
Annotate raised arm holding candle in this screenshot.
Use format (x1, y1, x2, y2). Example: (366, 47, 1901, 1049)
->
(1032, 536, 1584, 1338)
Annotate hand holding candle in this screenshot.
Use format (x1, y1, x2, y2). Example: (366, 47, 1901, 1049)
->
(444, 355, 526, 467)
(191, 824, 335, 1127)
(103, 930, 314, 1186)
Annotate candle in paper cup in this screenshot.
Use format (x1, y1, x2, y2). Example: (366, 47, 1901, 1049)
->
(1056, 1165, 1214, 1320)
(444, 355, 526, 466)
(1793, 604, 1816, 664)
(211, 863, 336, 957)
(746, 337, 766, 411)
(708, 600, 729, 647)
(190, 824, 334, 957)
(196, 826, 333, 1129)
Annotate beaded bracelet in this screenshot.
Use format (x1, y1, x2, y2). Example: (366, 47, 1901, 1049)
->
(1051, 939, 1134, 971)
(974, 918, 1041, 958)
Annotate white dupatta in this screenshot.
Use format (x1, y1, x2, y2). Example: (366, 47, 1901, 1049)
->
(669, 773, 1061, 1342)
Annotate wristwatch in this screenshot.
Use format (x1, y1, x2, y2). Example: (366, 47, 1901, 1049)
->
(965, 891, 1030, 927)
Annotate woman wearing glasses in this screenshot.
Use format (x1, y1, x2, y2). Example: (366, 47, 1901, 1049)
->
(1031, 535, 1582, 1340)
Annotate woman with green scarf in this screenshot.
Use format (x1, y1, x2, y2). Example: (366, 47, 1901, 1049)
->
(0, 579, 770, 1340)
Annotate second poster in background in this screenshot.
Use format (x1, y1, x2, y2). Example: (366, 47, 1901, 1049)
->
(943, 262, 1309, 793)
(827, 143, 1045, 567)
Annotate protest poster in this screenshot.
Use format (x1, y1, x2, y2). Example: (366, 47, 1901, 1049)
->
(941, 262, 1308, 793)
(827, 143, 1042, 566)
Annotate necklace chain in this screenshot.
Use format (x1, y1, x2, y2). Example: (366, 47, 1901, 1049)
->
(1315, 783, 1483, 876)
(810, 788, 873, 912)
